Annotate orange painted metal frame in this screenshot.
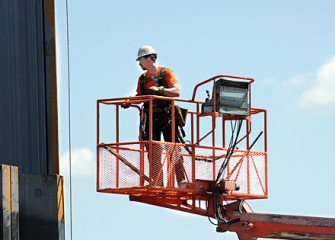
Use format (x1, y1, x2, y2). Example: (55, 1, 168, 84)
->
(97, 75, 268, 217)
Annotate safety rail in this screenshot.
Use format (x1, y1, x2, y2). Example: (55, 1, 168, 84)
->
(97, 75, 268, 216)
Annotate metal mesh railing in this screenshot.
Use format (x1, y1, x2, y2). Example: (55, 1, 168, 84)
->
(98, 142, 194, 189)
(97, 143, 267, 198)
(97, 93, 268, 199)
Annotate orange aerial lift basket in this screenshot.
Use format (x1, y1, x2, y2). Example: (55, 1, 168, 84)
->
(97, 74, 268, 217)
(97, 75, 335, 239)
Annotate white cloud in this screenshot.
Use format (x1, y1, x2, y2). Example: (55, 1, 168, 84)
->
(60, 147, 95, 177)
(299, 56, 335, 108)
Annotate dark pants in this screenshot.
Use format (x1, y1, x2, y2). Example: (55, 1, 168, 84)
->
(141, 112, 185, 186)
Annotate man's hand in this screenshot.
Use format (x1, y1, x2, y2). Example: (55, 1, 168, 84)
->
(121, 99, 130, 109)
(149, 86, 159, 92)
(149, 86, 164, 95)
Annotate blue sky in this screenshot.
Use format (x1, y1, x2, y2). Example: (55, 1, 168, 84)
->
(55, 1, 335, 239)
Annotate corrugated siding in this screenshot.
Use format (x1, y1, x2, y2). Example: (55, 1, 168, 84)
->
(0, 0, 59, 175)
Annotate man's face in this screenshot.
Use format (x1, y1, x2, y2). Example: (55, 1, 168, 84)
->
(138, 56, 152, 70)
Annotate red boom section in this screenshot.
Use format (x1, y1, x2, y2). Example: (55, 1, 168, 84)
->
(217, 200, 335, 240)
(97, 75, 268, 216)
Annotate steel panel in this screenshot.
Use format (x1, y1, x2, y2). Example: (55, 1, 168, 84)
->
(0, 0, 59, 175)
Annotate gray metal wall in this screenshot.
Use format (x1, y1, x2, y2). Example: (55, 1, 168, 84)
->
(0, 0, 59, 175)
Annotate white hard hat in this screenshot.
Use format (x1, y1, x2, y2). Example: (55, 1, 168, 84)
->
(136, 46, 157, 60)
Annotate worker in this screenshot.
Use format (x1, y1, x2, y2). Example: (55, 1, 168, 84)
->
(135, 45, 187, 188)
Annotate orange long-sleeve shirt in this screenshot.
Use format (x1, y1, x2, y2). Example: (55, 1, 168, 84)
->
(136, 66, 177, 95)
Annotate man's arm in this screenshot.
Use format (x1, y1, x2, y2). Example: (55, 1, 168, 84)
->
(149, 82, 180, 97)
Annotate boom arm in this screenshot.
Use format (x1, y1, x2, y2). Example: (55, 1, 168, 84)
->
(218, 200, 335, 240)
